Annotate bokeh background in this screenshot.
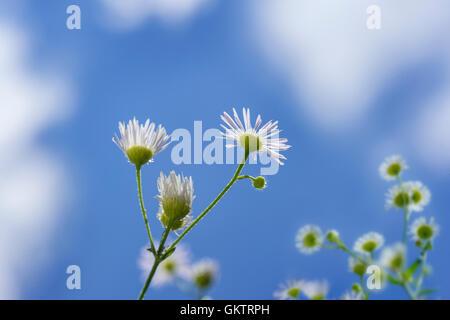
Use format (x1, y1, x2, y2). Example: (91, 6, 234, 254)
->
(1, 0, 449, 299)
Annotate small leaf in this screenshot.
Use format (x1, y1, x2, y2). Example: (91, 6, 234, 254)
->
(162, 247, 176, 260)
(403, 259, 421, 279)
(419, 288, 436, 296)
(387, 275, 402, 285)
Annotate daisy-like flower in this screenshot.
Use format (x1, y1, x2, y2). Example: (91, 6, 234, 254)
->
(274, 280, 305, 300)
(409, 217, 439, 242)
(385, 184, 413, 210)
(156, 171, 195, 231)
(302, 280, 329, 300)
(113, 118, 170, 166)
(295, 225, 323, 254)
(353, 232, 384, 254)
(379, 243, 406, 272)
(190, 259, 219, 291)
(341, 290, 363, 300)
(348, 257, 366, 276)
(138, 243, 191, 287)
(220, 108, 291, 164)
(379, 155, 408, 181)
(403, 181, 431, 212)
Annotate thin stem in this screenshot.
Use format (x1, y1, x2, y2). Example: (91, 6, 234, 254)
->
(136, 165, 155, 253)
(166, 151, 250, 253)
(360, 275, 369, 300)
(337, 240, 366, 264)
(138, 227, 170, 300)
(414, 249, 428, 297)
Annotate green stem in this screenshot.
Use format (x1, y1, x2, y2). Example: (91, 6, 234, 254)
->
(360, 275, 369, 300)
(138, 227, 170, 300)
(166, 151, 250, 253)
(136, 165, 156, 253)
(414, 249, 428, 297)
(337, 240, 366, 264)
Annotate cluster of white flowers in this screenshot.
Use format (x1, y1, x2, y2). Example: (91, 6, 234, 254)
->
(274, 280, 328, 300)
(114, 109, 290, 299)
(277, 155, 440, 300)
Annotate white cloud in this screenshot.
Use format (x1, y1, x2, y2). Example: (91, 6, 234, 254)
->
(0, 22, 73, 298)
(99, 0, 213, 30)
(249, 0, 450, 131)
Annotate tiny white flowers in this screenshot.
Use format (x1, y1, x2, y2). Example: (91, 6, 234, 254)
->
(274, 280, 305, 300)
(302, 280, 329, 300)
(296, 225, 323, 254)
(379, 155, 407, 181)
(385, 184, 412, 210)
(113, 118, 171, 166)
(353, 232, 384, 254)
(379, 243, 405, 271)
(220, 108, 291, 164)
(410, 217, 439, 242)
(404, 181, 431, 212)
(190, 259, 219, 291)
(138, 243, 190, 287)
(156, 171, 195, 231)
(341, 290, 363, 300)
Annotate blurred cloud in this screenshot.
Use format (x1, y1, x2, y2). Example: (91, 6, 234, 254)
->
(249, 0, 450, 131)
(99, 0, 213, 30)
(0, 22, 73, 298)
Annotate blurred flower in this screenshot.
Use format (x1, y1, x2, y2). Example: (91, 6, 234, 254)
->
(404, 181, 431, 212)
(296, 225, 323, 254)
(379, 243, 406, 272)
(302, 280, 328, 300)
(410, 217, 439, 242)
(341, 290, 363, 300)
(113, 118, 170, 166)
(348, 257, 366, 276)
(379, 155, 408, 181)
(138, 243, 191, 287)
(274, 280, 305, 300)
(220, 108, 291, 164)
(190, 259, 219, 291)
(325, 229, 340, 243)
(353, 232, 384, 254)
(156, 171, 195, 231)
(385, 184, 412, 210)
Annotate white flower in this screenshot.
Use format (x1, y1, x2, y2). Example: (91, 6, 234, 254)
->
(341, 291, 363, 300)
(302, 280, 329, 300)
(156, 171, 195, 230)
(409, 217, 439, 242)
(113, 118, 170, 166)
(379, 155, 408, 181)
(190, 259, 219, 291)
(348, 257, 366, 276)
(385, 184, 413, 210)
(138, 243, 191, 287)
(353, 232, 384, 254)
(220, 108, 291, 164)
(379, 243, 406, 271)
(274, 280, 305, 300)
(404, 181, 431, 212)
(295, 225, 323, 254)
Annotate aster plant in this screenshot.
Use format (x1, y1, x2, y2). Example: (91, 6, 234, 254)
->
(278, 155, 439, 300)
(113, 109, 290, 299)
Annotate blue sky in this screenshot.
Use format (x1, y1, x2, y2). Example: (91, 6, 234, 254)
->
(1, 0, 450, 299)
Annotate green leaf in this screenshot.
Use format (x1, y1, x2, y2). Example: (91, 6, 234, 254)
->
(418, 288, 436, 296)
(403, 259, 421, 279)
(162, 247, 176, 260)
(387, 275, 402, 285)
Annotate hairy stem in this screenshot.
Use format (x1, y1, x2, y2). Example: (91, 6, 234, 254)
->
(136, 165, 155, 253)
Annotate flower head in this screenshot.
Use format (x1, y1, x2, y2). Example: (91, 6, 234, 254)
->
(220, 108, 291, 164)
(325, 229, 340, 243)
(113, 118, 170, 166)
(410, 217, 439, 242)
(379, 155, 407, 181)
(296, 225, 323, 254)
(385, 184, 412, 210)
(138, 243, 190, 287)
(190, 259, 219, 291)
(274, 280, 305, 300)
(156, 171, 195, 231)
(379, 243, 406, 272)
(348, 257, 366, 276)
(353, 232, 384, 254)
(341, 290, 363, 300)
(404, 181, 431, 212)
(302, 280, 329, 300)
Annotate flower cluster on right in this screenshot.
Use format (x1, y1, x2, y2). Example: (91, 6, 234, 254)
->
(276, 155, 439, 300)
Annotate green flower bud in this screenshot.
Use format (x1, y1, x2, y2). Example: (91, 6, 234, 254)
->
(252, 176, 266, 189)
